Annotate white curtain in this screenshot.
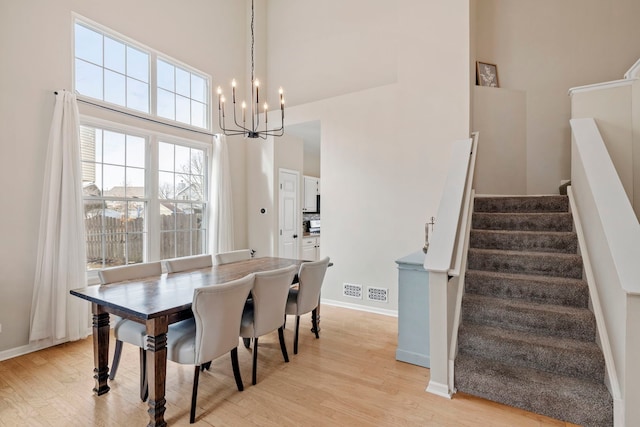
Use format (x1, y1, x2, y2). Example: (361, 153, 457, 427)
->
(208, 134, 235, 254)
(30, 91, 89, 342)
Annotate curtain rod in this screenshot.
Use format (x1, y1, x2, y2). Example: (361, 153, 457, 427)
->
(53, 91, 215, 137)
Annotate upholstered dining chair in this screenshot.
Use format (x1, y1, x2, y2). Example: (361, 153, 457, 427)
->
(166, 274, 254, 423)
(285, 257, 330, 354)
(98, 261, 162, 402)
(240, 265, 297, 385)
(214, 249, 252, 265)
(164, 254, 213, 273)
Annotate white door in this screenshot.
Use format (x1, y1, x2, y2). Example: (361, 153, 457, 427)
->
(279, 169, 299, 258)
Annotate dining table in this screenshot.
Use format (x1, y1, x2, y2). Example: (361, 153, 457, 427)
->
(70, 256, 320, 427)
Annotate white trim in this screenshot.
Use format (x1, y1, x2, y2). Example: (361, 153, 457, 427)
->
(321, 298, 398, 318)
(568, 79, 636, 96)
(426, 381, 453, 399)
(0, 328, 92, 362)
(567, 186, 621, 403)
(624, 57, 640, 79)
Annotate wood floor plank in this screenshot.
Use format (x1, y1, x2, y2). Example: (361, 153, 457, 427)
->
(0, 305, 578, 426)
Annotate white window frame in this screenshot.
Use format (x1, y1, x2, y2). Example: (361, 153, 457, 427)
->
(80, 116, 210, 283)
(72, 13, 212, 132)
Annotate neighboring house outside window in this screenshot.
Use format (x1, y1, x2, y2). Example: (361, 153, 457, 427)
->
(75, 16, 211, 271)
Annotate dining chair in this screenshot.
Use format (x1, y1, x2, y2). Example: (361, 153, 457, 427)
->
(285, 257, 330, 354)
(166, 274, 254, 423)
(98, 261, 162, 402)
(214, 249, 252, 265)
(240, 265, 297, 385)
(164, 254, 213, 273)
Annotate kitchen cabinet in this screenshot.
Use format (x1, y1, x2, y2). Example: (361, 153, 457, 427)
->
(395, 250, 430, 368)
(303, 176, 320, 212)
(301, 236, 320, 260)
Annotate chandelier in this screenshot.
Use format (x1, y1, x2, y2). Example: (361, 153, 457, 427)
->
(217, 0, 285, 139)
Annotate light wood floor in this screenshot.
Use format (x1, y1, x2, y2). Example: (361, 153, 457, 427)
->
(0, 305, 578, 426)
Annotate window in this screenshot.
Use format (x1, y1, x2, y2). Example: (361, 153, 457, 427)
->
(81, 123, 208, 270)
(74, 18, 210, 130)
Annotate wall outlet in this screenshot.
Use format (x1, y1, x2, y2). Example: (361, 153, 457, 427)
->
(367, 287, 389, 303)
(343, 283, 363, 299)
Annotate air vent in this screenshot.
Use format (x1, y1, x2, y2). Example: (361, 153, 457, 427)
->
(367, 287, 388, 303)
(343, 283, 363, 299)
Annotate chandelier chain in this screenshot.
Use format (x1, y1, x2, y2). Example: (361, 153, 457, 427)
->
(251, 0, 255, 83)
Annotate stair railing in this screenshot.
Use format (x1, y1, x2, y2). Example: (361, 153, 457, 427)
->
(570, 117, 640, 426)
(424, 131, 478, 398)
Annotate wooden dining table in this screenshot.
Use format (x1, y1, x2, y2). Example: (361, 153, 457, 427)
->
(70, 257, 319, 427)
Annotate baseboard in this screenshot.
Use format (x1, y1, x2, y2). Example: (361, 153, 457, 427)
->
(426, 380, 453, 399)
(321, 298, 398, 317)
(395, 349, 430, 368)
(0, 328, 92, 362)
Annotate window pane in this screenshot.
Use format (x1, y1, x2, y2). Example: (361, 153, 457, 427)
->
(192, 230, 205, 255)
(127, 78, 149, 113)
(191, 74, 206, 102)
(104, 37, 125, 73)
(160, 207, 175, 229)
(157, 89, 175, 120)
(158, 171, 174, 199)
(191, 100, 205, 128)
(157, 60, 174, 91)
(158, 142, 174, 172)
(104, 70, 126, 105)
(160, 231, 175, 259)
(75, 59, 103, 99)
(127, 233, 144, 264)
(127, 46, 149, 82)
(126, 135, 145, 168)
(75, 23, 102, 65)
(190, 176, 204, 201)
(103, 131, 126, 165)
(175, 231, 190, 258)
(125, 167, 145, 196)
(175, 145, 190, 173)
(103, 165, 125, 195)
(175, 95, 190, 125)
(175, 68, 190, 97)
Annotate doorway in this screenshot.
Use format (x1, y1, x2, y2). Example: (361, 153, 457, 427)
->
(278, 168, 300, 258)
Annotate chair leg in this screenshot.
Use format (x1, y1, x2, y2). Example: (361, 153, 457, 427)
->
(139, 348, 148, 402)
(230, 348, 243, 392)
(252, 338, 258, 385)
(294, 316, 300, 355)
(278, 326, 289, 363)
(243, 337, 251, 349)
(312, 308, 320, 339)
(190, 365, 200, 424)
(201, 361, 212, 371)
(109, 340, 124, 380)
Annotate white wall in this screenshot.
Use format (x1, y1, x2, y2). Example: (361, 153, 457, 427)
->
(267, 0, 471, 311)
(475, 0, 640, 194)
(0, 0, 248, 353)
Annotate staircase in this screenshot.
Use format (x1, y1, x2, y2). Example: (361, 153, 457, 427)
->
(455, 195, 613, 427)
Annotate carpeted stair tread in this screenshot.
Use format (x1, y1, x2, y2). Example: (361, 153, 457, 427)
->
(458, 323, 605, 380)
(472, 212, 574, 231)
(467, 248, 583, 279)
(465, 269, 588, 307)
(454, 353, 613, 427)
(462, 294, 596, 341)
(474, 195, 569, 213)
(470, 229, 578, 253)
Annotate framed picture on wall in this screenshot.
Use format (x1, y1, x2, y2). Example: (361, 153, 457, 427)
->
(476, 61, 499, 87)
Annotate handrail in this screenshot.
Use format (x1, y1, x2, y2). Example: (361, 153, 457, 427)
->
(424, 135, 475, 273)
(570, 118, 640, 295)
(449, 132, 479, 277)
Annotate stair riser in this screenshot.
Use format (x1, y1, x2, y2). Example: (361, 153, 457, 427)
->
(470, 230, 578, 254)
(465, 272, 589, 307)
(455, 356, 613, 427)
(474, 196, 569, 213)
(467, 250, 583, 279)
(472, 213, 574, 231)
(457, 328, 604, 380)
(462, 298, 596, 341)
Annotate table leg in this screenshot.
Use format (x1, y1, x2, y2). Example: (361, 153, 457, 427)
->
(145, 317, 169, 427)
(92, 303, 110, 395)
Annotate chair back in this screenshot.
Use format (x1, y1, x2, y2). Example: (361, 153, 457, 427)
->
(214, 249, 252, 265)
(295, 257, 330, 315)
(99, 262, 162, 284)
(164, 254, 213, 273)
(249, 265, 297, 337)
(192, 274, 255, 365)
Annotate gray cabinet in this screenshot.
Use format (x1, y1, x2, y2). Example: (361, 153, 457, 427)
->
(395, 251, 430, 368)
